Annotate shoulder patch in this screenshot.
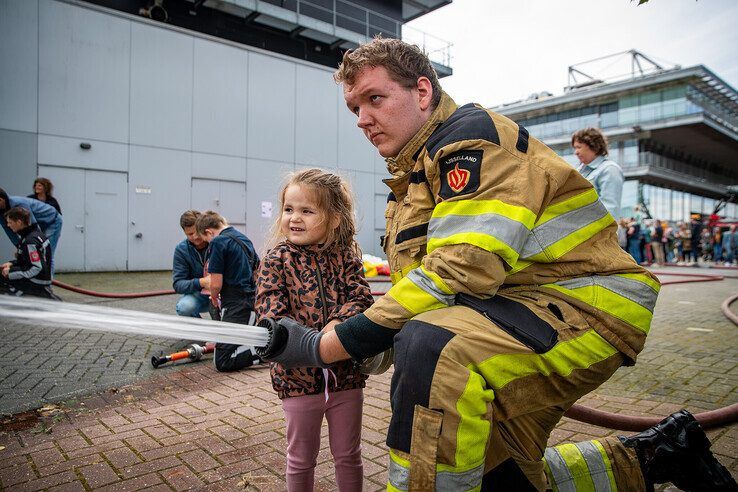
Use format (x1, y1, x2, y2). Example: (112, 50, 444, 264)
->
(426, 104, 499, 160)
(29, 250, 40, 262)
(439, 150, 482, 199)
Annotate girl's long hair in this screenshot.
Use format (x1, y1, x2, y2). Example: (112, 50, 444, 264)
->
(268, 168, 361, 256)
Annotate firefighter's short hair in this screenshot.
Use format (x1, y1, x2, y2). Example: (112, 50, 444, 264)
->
(5, 206, 31, 226)
(334, 36, 442, 110)
(571, 127, 609, 156)
(195, 210, 226, 234)
(179, 209, 201, 229)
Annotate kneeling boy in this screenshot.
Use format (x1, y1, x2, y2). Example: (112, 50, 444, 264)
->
(196, 211, 260, 371)
(1, 207, 59, 299)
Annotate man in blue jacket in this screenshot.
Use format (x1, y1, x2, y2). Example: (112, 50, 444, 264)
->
(0, 187, 63, 273)
(172, 210, 211, 318)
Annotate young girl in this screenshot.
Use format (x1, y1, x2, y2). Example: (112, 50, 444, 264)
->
(255, 168, 373, 491)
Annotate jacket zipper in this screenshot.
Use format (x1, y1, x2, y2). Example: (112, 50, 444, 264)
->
(314, 263, 333, 390)
(315, 264, 330, 325)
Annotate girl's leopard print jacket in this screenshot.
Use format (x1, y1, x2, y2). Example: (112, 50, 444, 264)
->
(255, 241, 373, 399)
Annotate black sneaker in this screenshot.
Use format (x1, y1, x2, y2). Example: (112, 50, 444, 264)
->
(620, 410, 737, 491)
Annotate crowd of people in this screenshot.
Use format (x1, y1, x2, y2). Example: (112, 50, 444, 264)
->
(618, 214, 737, 266)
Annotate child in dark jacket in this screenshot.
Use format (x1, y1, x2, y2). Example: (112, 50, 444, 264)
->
(256, 169, 373, 491)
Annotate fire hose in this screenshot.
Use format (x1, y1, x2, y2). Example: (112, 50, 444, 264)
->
(43, 276, 738, 431)
(52, 279, 175, 298)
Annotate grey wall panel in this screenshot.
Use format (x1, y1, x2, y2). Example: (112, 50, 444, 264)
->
(193, 39, 248, 157)
(374, 150, 389, 174)
(342, 170, 376, 257)
(128, 146, 191, 270)
(0, 129, 37, 260)
(192, 153, 246, 182)
(295, 66, 338, 167)
(38, 135, 128, 172)
(337, 89, 377, 172)
(130, 23, 193, 151)
(0, 0, 38, 133)
(246, 159, 294, 256)
(247, 53, 296, 163)
(39, 0, 130, 142)
(37, 165, 85, 272)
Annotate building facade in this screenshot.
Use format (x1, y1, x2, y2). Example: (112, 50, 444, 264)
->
(495, 64, 738, 224)
(0, 0, 451, 271)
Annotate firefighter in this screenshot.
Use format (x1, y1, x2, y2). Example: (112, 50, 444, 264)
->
(263, 38, 736, 491)
(1, 207, 59, 300)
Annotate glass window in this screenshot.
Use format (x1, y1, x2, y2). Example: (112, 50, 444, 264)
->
(622, 140, 638, 168)
(618, 94, 639, 126)
(600, 111, 618, 128)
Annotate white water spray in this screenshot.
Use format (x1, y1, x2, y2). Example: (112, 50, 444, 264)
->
(0, 296, 270, 346)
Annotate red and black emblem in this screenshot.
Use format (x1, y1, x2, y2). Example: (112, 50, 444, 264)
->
(29, 251, 40, 262)
(439, 150, 482, 199)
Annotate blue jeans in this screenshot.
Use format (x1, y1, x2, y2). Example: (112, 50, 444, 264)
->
(176, 293, 210, 317)
(42, 216, 63, 273)
(628, 238, 642, 264)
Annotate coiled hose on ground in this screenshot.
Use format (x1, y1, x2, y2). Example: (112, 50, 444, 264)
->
(51, 275, 738, 431)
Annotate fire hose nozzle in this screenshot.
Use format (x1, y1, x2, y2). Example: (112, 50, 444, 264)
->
(254, 318, 286, 360)
(151, 343, 215, 368)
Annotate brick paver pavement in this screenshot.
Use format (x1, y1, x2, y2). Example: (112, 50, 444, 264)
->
(0, 267, 736, 490)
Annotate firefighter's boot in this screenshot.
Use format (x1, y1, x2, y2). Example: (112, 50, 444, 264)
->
(619, 409, 737, 491)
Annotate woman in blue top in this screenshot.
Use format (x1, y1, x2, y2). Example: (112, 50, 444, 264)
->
(0, 187, 63, 272)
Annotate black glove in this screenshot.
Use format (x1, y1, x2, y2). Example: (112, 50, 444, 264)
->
(256, 317, 329, 369)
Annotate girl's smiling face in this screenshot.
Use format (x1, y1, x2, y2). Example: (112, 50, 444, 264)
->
(280, 184, 335, 246)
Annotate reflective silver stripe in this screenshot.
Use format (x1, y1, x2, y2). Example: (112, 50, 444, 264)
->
(576, 441, 612, 492)
(429, 213, 530, 254)
(521, 200, 610, 258)
(555, 275, 658, 312)
(437, 463, 484, 491)
(388, 459, 484, 491)
(544, 447, 577, 492)
(388, 458, 409, 491)
(406, 268, 455, 307)
(29, 278, 52, 285)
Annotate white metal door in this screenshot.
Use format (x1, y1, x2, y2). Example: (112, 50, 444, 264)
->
(37, 165, 85, 272)
(85, 170, 127, 271)
(191, 178, 247, 233)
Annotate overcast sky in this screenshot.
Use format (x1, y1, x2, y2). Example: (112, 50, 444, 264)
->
(405, 0, 738, 108)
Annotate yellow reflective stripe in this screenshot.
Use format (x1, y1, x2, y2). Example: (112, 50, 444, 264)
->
(386, 277, 446, 317)
(389, 449, 484, 490)
(389, 450, 409, 491)
(455, 371, 494, 471)
(543, 284, 653, 333)
(390, 260, 421, 284)
(526, 214, 613, 262)
(556, 443, 597, 491)
(537, 189, 599, 226)
(593, 440, 618, 492)
(477, 330, 618, 390)
(420, 265, 454, 295)
(432, 199, 537, 229)
(616, 272, 661, 293)
(428, 232, 520, 266)
(507, 259, 533, 275)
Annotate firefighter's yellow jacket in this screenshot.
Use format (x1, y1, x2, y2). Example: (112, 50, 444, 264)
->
(363, 92, 659, 362)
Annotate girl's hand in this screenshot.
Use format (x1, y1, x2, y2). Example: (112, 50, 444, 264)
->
(322, 319, 340, 333)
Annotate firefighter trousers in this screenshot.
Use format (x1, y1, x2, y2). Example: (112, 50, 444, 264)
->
(386, 290, 646, 491)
